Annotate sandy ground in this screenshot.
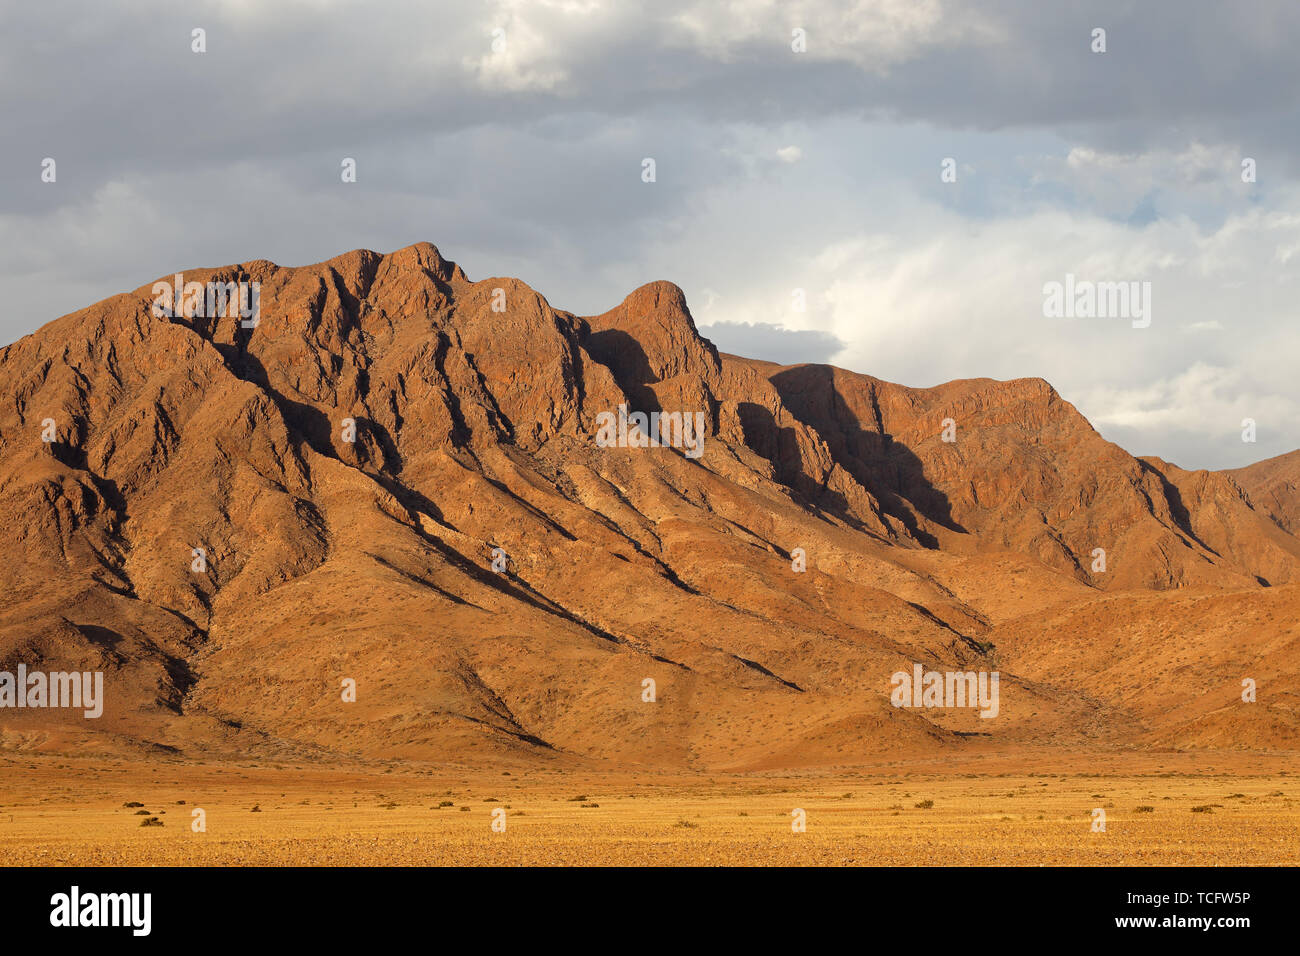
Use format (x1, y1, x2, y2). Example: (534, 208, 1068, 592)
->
(2, 751, 1296, 866)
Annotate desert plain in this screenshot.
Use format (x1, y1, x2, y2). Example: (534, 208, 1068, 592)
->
(2, 751, 1296, 866)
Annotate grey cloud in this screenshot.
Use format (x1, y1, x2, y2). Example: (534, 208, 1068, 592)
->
(1, 0, 1297, 471)
(698, 321, 846, 367)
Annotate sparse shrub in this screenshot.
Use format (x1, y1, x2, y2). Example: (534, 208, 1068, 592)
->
(1134, 806, 1155, 813)
(673, 819, 698, 828)
(914, 799, 934, 809)
(1191, 805, 1214, 813)
(123, 802, 144, 808)
(140, 817, 163, 827)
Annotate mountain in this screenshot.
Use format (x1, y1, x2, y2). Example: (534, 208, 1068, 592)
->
(1, 242, 1296, 767)
(1227, 450, 1300, 537)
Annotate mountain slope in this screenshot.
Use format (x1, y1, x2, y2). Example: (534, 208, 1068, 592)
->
(1, 243, 1296, 766)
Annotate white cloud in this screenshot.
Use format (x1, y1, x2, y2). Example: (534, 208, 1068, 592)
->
(464, 1, 577, 92)
(668, 0, 1001, 70)
(675, 179, 1300, 468)
(1025, 142, 1266, 224)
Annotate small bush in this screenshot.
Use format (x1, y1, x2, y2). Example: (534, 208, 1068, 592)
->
(1134, 806, 1155, 813)
(140, 817, 163, 827)
(914, 799, 934, 809)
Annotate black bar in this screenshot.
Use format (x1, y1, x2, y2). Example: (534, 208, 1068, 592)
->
(0, 865, 1279, 944)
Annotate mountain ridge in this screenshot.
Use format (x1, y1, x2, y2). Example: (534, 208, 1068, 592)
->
(1, 242, 1296, 767)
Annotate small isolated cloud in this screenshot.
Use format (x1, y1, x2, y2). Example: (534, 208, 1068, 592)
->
(776, 145, 803, 164)
(698, 321, 845, 366)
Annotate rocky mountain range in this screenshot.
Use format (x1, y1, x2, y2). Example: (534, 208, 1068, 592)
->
(1, 243, 1296, 767)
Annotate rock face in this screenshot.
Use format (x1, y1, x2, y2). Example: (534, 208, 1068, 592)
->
(1228, 450, 1300, 537)
(1, 242, 1297, 766)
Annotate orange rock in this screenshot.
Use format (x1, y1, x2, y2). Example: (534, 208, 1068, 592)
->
(0, 243, 1295, 766)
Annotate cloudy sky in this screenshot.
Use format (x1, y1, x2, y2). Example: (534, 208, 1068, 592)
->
(3, 0, 1298, 469)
